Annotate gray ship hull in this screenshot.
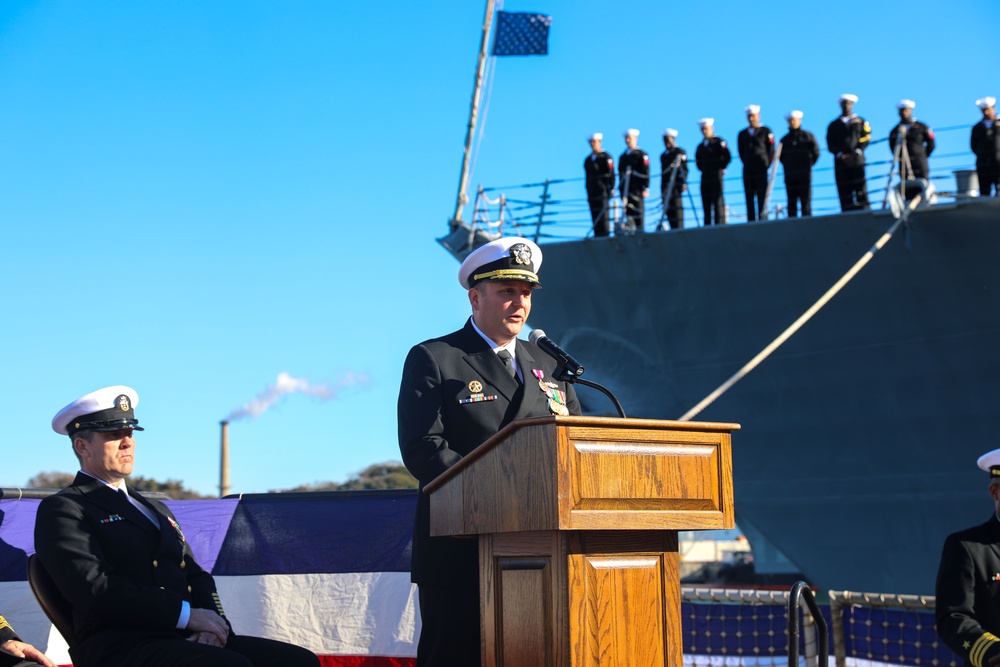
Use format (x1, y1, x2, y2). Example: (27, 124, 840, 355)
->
(528, 199, 1000, 594)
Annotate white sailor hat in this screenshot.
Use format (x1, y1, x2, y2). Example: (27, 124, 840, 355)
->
(897, 99, 916, 110)
(458, 236, 543, 290)
(977, 97, 996, 109)
(744, 104, 761, 115)
(624, 128, 640, 137)
(977, 448, 1000, 478)
(785, 110, 804, 120)
(698, 118, 714, 128)
(52, 385, 144, 437)
(838, 94, 859, 103)
(588, 132, 603, 141)
(662, 128, 678, 138)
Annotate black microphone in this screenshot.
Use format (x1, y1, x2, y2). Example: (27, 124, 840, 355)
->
(529, 329, 584, 378)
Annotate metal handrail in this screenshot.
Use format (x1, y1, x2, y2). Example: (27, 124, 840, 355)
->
(789, 581, 829, 667)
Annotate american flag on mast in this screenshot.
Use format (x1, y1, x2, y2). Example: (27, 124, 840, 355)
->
(491, 11, 552, 56)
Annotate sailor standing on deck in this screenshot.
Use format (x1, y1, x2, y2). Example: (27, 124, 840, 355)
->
(826, 94, 872, 211)
(583, 133, 615, 238)
(659, 128, 688, 230)
(618, 129, 650, 233)
(398, 237, 581, 667)
(936, 447, 1000, 667)
(779, 111, 820, 218)
(971, 97, 1000, 197)
(888, 99, 935, 180)
(695, 118, 731, 225)
(737, 105, 775, 221)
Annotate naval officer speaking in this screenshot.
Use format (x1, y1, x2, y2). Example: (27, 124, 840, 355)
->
(397, 236, 581, 667)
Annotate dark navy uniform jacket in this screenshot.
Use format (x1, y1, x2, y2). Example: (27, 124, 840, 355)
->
(584, 151, 615, 199)
(779, 128, 821, 181)
(826, 114, 872, 168)
(971, 121, 1000, 167)
(737, 126, 775, 172)
(34, 473, 227, 666)
(695, 137, 732, 180)
(660, 148, 688, 194)
(398, 319, 581, 590)
(936, 516, 1000, 667)
(618, 149, 650, 193)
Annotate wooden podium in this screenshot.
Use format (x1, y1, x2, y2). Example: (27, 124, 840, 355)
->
(424, 415, 738, 667)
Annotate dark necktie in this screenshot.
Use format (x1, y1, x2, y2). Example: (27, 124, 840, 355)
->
(497, 349, 519, 383)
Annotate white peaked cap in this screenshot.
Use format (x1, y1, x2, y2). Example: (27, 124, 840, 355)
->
(52, 385, 143, 436)
(458, 236, 542, 290)
(977, 447, 1000, 474)
(977, 97, 997, 109)
(839, 94, 859, 103)
(698, 118, 714, 128)
(588, 132, 603, 141)
(785, 110, 804, 120)
(897, 99, 916, 110)
(624, 128, 640, 137)
(662, 128, 678, 138)
(744, 104, 761, 114)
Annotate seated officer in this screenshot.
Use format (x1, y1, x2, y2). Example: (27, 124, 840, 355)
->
(34, 386, 320, 667)
(936, 447, 1000, 667)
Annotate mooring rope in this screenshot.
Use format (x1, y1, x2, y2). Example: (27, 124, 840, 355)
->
(678, 195, 923, 421)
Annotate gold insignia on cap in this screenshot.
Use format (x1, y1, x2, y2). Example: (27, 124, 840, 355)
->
(468, 380, 483, 393)
(510, 243, 531, 266)
(118, 395, 130, 412)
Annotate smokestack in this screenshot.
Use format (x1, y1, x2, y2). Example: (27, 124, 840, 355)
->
(220, 420, 230, 498)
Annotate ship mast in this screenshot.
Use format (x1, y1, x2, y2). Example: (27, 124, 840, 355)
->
(451, 0, 496, 227)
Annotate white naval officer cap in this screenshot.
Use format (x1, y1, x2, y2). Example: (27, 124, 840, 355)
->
(624, 128, 640, 137)
(838, 94, 859, 103)
(52, 385, 144, 436)
(662, 128, 678, 138)
(977, 447, 1000, 479)
(458, 236, 543, 290)
(588, 132, 603, 141)
(897, 99, 916, 110)
(977, 97, 996, 109)
(698, 118, 714, 128)
(785, 110, 804, 120)
(744, 104, 761, 115)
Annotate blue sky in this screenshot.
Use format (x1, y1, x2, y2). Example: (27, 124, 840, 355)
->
(1, 1, 996, 495)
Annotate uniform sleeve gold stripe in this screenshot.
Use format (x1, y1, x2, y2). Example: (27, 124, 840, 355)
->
(212, 592, 227, 616)
(0, 615, 10, 632)
(969, 632, 999, 667)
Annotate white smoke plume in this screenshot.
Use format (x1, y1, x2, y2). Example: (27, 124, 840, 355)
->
(225, 371, 368, 422)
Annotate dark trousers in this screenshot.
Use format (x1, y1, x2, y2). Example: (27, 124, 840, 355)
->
(701, 178, 726, 225)
(662, 192, 684, 230)
(743, 170, 768, 221)
(977, 164, 1000, 196)
(588, 196, 610, 237)
(623, 191, 645, 232)
(70, 630, 319, 667)
(417, 584, 481, 667)
(0, 655, 42, 667)
(835, 166, 869, 211)
(785, 179, 812, 217)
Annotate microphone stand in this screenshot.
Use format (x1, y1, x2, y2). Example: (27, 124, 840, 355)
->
(552, 363, 627, 418)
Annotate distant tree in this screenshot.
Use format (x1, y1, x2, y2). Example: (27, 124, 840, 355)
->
(26, 471, 211, 499)
(26, 472, 75, 488)
(289, 462, 418, 492)
(128, 476, 213, 500)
